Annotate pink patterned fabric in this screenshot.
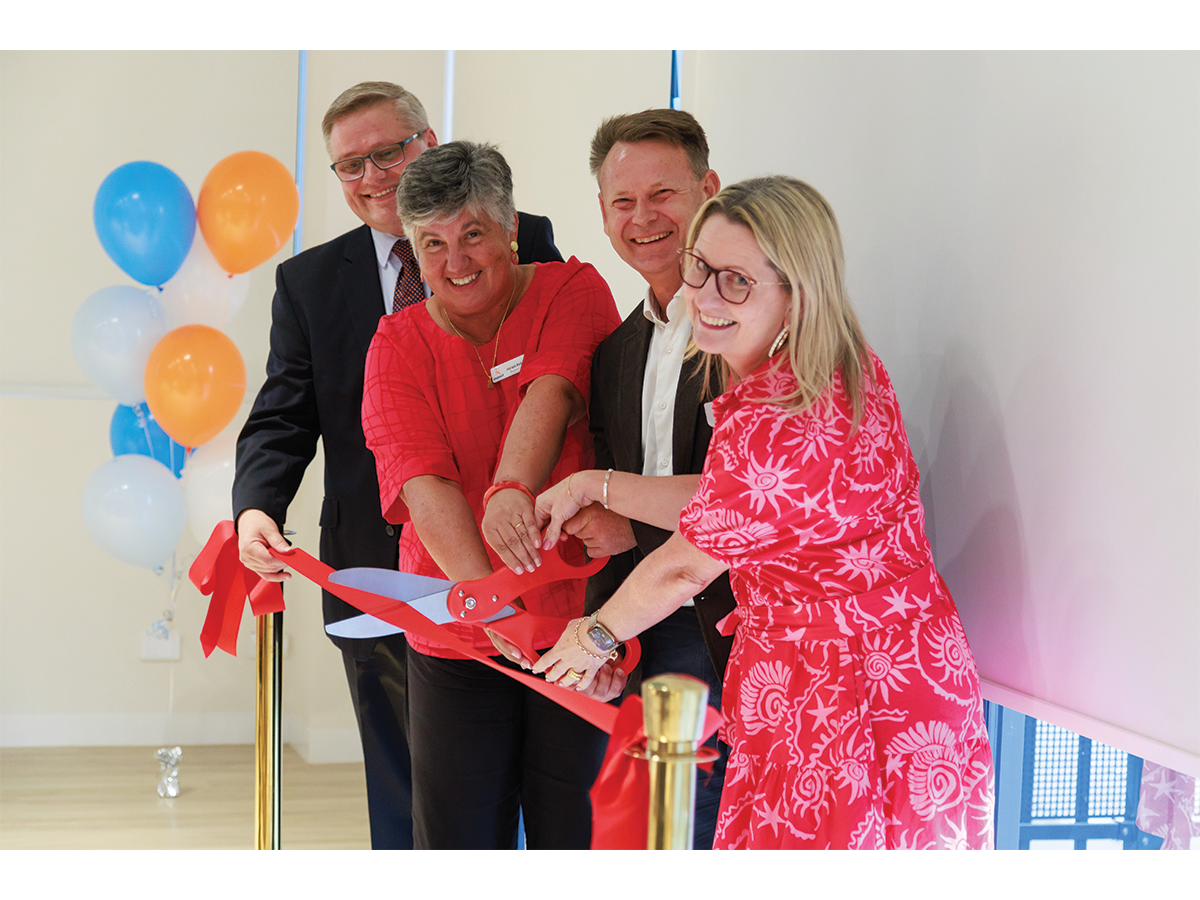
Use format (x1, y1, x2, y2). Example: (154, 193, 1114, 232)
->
(1137, 761, 1199, 850)
(679, 351, 994, 849)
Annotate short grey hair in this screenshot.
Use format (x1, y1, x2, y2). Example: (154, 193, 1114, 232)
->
(321, 81, 430, 155)
(395, 141, 517, 234)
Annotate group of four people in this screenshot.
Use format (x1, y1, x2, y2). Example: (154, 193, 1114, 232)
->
(233, 80, 994, 850)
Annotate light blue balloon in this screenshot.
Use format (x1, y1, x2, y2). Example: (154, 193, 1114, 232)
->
(81, 455, 186, 570)
(110, 403, 188, 477)
(94, 161, 196, 286)
(71, 285, 168, 406)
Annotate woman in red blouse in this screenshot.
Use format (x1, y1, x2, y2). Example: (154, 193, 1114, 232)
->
(361, 142, 621, 848)
(533, 177, 994, 849)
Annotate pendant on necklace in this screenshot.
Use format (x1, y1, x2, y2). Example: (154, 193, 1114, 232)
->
(486, 377, 495, 390)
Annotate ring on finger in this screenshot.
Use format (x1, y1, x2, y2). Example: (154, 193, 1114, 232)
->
(560, 668, 582, 686)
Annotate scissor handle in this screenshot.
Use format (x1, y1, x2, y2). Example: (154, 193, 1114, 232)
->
(447, 539, 608, 623)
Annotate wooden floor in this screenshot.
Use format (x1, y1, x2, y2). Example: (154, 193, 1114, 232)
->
(0, 744, 370, 849)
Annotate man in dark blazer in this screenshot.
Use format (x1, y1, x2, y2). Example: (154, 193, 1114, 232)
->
(232, 82, 561, 850)
(562, 110, 736, 849)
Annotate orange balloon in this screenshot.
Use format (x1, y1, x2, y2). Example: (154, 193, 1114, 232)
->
(197, 151, 299, 275)
(144, 325, 246, 448)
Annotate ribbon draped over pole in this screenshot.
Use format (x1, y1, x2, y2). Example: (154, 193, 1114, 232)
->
(188, 521, 721, 848)
(192, 520, 285, 657)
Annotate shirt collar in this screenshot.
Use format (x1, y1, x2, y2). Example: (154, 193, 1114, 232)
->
(642, 286, 687, 328)
(371, 228, 407, 269)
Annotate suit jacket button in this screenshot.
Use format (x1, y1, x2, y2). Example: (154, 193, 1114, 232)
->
(385, 525, 395, 536)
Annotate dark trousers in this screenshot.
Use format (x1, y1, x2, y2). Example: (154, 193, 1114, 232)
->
(407, 650, 608, 849)
(342, 632, 413, 849)
(631, 605, 729, 850)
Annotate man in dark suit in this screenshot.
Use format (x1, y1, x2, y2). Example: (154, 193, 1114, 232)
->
(232, 82, 561, 849)
(557, 109, 736, 849)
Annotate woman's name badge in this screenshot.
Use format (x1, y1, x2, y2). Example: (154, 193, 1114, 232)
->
(490, 354, 524, 384)
(704, 402, 715, 427)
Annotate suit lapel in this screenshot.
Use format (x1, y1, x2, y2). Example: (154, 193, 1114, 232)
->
(613, 312, 653, 474)
(673, 351, 706, 469)
(341, 225, 388, 357)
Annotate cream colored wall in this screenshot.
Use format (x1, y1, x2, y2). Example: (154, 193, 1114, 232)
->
(0, 50, 455, 763)
(453, 50, 673, 317)
(0, 51, 340, 758)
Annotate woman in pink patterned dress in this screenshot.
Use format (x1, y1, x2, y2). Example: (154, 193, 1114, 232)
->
(533, 176, 994, 849)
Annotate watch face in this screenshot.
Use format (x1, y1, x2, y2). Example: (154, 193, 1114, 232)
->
(587, 623, 617, 653)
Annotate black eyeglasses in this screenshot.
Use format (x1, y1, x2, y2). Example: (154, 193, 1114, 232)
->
(679, 249, 788, 305)
(330, 132, 423, 182)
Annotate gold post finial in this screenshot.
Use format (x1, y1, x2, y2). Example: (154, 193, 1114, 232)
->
(641, 673, 712, 850)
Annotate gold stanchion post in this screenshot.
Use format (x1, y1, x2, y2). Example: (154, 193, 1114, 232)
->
(254, 610, 283, 849)
(640, 673, 716, 850)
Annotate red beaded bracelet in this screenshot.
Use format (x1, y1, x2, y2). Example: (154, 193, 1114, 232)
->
(482, 480, 535, 507)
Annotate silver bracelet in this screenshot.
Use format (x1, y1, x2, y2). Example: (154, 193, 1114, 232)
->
(602, 468, 613, 510)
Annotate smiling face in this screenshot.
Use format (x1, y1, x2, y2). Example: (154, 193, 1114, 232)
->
(597, 140, 719, 305)
(685, 213, 792, 381)
(327, 102, 436, 235)
(411, 208, 518, 323)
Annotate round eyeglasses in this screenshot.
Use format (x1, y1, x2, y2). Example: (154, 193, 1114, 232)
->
(679, 249, 789, 305)
(330, 132, 423, 182)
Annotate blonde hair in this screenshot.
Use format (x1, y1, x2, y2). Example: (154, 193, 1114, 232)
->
(688, 176, 873, 427)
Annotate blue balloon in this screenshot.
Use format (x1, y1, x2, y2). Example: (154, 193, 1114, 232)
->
(94, 161, 196, 286)
(110, 403, 188, 477)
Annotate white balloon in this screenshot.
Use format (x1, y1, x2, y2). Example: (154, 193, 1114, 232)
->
(183, 420, 239, 545)
(71, 286, 168, 405)
(158, 231, 251, 330)
(82, 455, 186, 570)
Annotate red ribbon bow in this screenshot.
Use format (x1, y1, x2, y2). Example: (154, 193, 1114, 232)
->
(191, 520, 285, 657)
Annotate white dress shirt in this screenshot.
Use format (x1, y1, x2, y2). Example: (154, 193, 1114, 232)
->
(641, 288, 691, 478)
(639, 287, 695, 606)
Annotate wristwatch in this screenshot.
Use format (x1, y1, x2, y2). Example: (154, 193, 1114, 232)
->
(586, 612, 619, 654)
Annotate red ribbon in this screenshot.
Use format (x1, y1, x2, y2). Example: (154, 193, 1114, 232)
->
(189, 520, 722, 847)
(191, 520, 285, 657)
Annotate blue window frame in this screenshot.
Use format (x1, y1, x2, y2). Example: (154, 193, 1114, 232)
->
(985, 701, 1177, 849)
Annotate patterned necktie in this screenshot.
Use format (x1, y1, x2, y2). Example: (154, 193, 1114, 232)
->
(391, 239, 424, 313)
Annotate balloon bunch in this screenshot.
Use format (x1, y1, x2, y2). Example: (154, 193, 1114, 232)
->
(76, 154, 298, 571)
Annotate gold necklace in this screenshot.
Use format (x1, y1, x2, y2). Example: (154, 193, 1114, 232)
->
(443, 269, 523, 389)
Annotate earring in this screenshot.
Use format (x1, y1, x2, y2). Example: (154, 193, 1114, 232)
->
(510, 240, 519, 265)
(770, 327, 789, 357)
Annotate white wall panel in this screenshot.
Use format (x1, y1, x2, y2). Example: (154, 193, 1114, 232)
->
(687, 50, 1199, 772)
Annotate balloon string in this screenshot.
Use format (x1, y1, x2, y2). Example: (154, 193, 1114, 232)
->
(135, 403, 155, 457)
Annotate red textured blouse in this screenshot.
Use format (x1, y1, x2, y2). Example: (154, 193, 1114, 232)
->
(361, 258, 621, 657)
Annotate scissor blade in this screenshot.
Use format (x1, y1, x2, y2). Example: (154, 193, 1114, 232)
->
(329, 567, 453, 606)
(325, 613, 405, 639)
(324, 567, 514, 637)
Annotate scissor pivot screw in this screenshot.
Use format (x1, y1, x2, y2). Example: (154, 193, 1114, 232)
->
(491, 595, 498, 604)
(465, 597, 476, 610)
